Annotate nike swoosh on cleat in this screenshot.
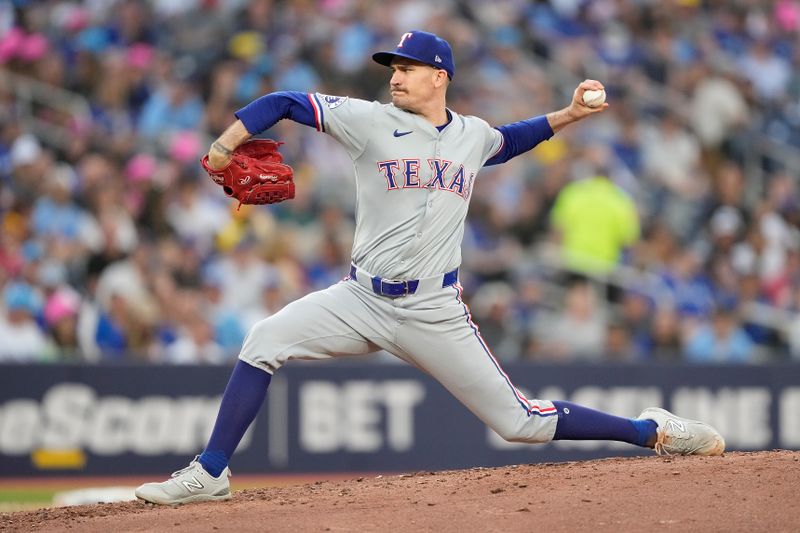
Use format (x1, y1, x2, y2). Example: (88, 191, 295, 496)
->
(393, 130, 413, 137)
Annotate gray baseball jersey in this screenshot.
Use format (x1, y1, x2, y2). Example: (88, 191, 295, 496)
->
(317, 95, 502, 279)
(239, 94, 558, 445)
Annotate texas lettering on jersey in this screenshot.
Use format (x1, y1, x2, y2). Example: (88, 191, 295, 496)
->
(376, 158, 475, 200)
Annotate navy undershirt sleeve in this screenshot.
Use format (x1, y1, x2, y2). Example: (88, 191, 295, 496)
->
(485, 115, 554, 166)
(235, 91, 317, 134)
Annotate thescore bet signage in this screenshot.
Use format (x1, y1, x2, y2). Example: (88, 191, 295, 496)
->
(0, 363, 798, 476)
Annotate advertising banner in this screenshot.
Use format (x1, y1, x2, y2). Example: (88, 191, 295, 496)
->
(1, 363, 798, 476)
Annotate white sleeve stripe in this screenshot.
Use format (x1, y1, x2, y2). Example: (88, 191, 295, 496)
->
(307, 93, 324, 132)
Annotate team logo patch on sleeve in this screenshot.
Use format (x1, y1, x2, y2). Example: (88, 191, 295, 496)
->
(319, 94, 348, 109)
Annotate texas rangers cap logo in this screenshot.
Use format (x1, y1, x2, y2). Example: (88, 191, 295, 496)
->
(397, 32, 413, 47)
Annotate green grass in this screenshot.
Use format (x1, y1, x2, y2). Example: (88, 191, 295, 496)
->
(0, 489, 56, 512)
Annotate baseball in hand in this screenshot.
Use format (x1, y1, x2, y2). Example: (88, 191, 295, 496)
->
(582, 89, 606, 108)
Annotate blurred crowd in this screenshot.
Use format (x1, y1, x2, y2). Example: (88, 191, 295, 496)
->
(3, 0, 800, 364)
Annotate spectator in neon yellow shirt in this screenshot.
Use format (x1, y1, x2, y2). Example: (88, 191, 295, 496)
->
(550, 173, 640, 275)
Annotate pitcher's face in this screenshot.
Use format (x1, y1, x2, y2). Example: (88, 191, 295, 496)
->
(389, 58, 446, 113)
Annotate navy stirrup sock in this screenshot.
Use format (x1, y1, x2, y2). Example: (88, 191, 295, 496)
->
(552, 401, 657, 447)
(198, 360, 271, 477)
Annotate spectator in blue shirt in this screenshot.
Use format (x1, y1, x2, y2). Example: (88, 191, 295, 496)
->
(684, 307, 756, 363)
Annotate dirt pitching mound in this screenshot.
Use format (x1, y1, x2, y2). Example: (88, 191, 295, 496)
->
(2, 450, 798, 532)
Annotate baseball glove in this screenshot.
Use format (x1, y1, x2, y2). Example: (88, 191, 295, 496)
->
(201, 139, 294, 209)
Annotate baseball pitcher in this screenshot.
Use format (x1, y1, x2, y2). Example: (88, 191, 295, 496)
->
(136, 31, 724, 506)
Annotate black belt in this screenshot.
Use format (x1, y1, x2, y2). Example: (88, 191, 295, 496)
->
(349, 264, 459, 298)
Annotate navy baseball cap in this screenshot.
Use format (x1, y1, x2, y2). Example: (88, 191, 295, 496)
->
(372, 30, 455, 79)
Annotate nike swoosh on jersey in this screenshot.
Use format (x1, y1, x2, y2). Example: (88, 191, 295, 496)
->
(393, 130, 413, 137)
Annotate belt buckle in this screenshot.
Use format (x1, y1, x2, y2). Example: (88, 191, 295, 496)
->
(380, 278, 408, 297)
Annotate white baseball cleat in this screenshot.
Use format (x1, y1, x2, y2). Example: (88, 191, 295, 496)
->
(135, 457, 232, 505)
(637, 407, 725, 456)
